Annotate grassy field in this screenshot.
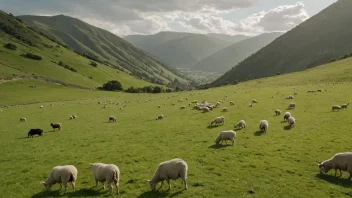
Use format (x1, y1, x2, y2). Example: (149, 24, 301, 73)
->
(0, 58, 352, 198)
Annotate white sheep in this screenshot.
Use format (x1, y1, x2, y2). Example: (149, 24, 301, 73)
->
(215, 130, 236, 145)
(284, 112, 291, 121)
(234, 120, 246, 129)
(20, 118, 26, 122)
(259, 120, 269, 132)
(341, 103, 349, 109)
(249, 103, 253, 107)
(104, 105, 107, 109)
(286, 95, 294, 99)
(41, 165, 78, 194)
(180, 106, 186, 110)
(332, 105, 341, 111)
(222, 107, 228, 112)
(148, 158, 188, 191)
(275, 109, 281, 116)
(109, 116, 117, 122)
(288, 103, 296, 109)
(72, 115, 77, 119)
(158, 105, 161, 108)
(156, 115, 164, 120)
(288, 116, 295, 128)
(40, 105, 43, 108)
(90, 163, 120, 195)
(252, 99, 258, 103)
(69, 116, 73, 120)
(202, 107, 210, 112)
(318, 152, 352, 179)
(230, 101, 234, 106)
(211, 116, 225, 126)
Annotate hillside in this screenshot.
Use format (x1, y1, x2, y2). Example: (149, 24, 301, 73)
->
(212, 0, 352, 86)
(18, 15, 191, 85)
(125, 32, 237, 69)
(207, 33, 251, 44)
(193, 32, 282, 73)
(0, 10, 152, 89)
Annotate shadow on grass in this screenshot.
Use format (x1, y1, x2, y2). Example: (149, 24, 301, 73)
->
(280, 121, 287, 123)
(67, 188, 107, 197)
(207, 125, 220, 129)
(316, 174, 351, 188)
(208, 144, 232, 149)
(137, 190, 169, 198)
(254, 131, 265, 136)
(283, 125, 292, 130)
(31, 190, 60, 198)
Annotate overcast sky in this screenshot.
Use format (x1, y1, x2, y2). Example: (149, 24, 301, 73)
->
(0, 0, 337, 36)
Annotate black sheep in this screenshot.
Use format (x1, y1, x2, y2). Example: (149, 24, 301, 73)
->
(28, 129, 44, 137)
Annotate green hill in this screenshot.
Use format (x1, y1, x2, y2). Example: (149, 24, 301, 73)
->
(17, 15, 190, 85)
(207, 33, 251, 44)
(212, 0, 352, 86)
(193, 32, 282, 73)
(0, 11, 152, 89)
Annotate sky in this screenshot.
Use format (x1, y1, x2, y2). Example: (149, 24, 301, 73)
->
(0, 0, 337, 36)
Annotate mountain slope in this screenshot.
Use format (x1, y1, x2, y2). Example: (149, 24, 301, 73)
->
(211, 0, 352, 86)
(0, 10, 151, 89)
(193, 32, 282, 73)
(18, 15, 190, 85)
(207, 33, 251, 44)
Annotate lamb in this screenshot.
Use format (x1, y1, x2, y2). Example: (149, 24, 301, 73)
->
(252, 99, 258, 103)
(215, 130, 236, 145)
(156, 115, 164, 120)
(288, 116, 295, 128)
(234, 120, 246, 129)
(109, 116, 117, 122)
(148, 158, 188, 191)
(341, 103, 349, 109)
(288, 103, 296, 109)
(259, 120, 269, 132)
(41, 165, 78, 193)
(20, 117, 26, 122)
(50, 123, 62, 131)
(90, 163, 120, 195)
(332, 105, 341, 111)
(222, 107, 228, 112)
(317, 152, 352, 179)
(28, 128, 44, 137)
(211, 116, 225, 126)
(230, 101, 234, 106)
(275, 109, 281, 116)
(284, 112, 291, 121)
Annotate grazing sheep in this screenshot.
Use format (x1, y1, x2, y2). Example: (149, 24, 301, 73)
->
(28, 128, 44, 137)
(341, 103, 349, 109)
(90, 163, 120, 195)
(286, 95, 294, 99)
(148, 158, 188, 191)
(215, 130, 236, 145)
(252, 99, 258, 103)
(288, 116, 295, 128)
(40, 105, 43, 108)
(222, 107, 228, 112)
(41, 165, 78, 194)
(211, 116, 225, 126)
(317, 152, 352, 179)
(109, 116, 117, 122)
(284, 112, 291, 121)
(188, 103, 191, 106)
(288, 103, 296, 109)
(234, 120, 246, 129)
(69, 116, 73, 120)
(104, 106, 107, 109)
(275, 109, 281, 116)
(156, 115, 164, 120)
(230, 101, 234, 106)
(72, 115, 77, 119)
(158, 105, 161, 108)
(332, 105, 341, 111)
(202, 107, 210, 113)
(50, 123, 62, 131)
(98, 102, 101, 104)
(180, 106, 186, 110)
(249, 103, 253, 107)
(20, 117, 26, 122)
(259, 120, 269, 132)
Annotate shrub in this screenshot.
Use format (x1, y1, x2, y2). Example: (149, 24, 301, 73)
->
(4, 43, 16, 50)
(90, 61, 98, 67)
(102, 80, 123, 91)
(21, 53, 42, 60)
(152, 86, 162, 93)
(329, 58, 337, 63)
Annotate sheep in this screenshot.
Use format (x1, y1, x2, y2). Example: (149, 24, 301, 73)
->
(180, 106, 186, 110)
(109, 116, 117, 122)
(259, 120, 269, 132)
(222, 107, 228, 112)
(103, 105, 107, 109)
(234, 120, 246, 129)
(188, 103, 191, 106)
(230, 101, 234, 106)
(28, 128, 44, 137)
(275, 109, 281, 116)
(288, 103, 296, 109)
(317, 152, 352, 179)
(288, 116, 295, 128)
(148, 158, 188, 191)
(69, 116, 73, 120)
(252, 99, 258, 103)
(90, 163, 120, 195)
(72, 115, 77, 119)
(40, 105, 43, 108)
(156, 115, 164, 120)
(332, 105, 341, 111)
(293, 92, 297, 95)
(211, 116, 225, 126)
(286, 95, 294, 99)
(202, 107, 210, 113)
(341, 103, 349, 109)
(50, 123, 62, 131)
(20, 118, 26, 122)
(284, 112, 291, 121)
(215, 130, 236, 145)
(41, 165, 78, 194)
(249, 103, 253, 107)
(158, 105, 161, 108)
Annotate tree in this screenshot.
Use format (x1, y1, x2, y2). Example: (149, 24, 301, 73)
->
(152, 86, 162, 93)
(102, 80, 123, 91)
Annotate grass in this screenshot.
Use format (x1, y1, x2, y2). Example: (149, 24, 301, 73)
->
(0, 55, 352, 198)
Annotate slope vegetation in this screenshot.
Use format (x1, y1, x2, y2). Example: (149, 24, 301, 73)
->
(212, 0, 352, 86)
